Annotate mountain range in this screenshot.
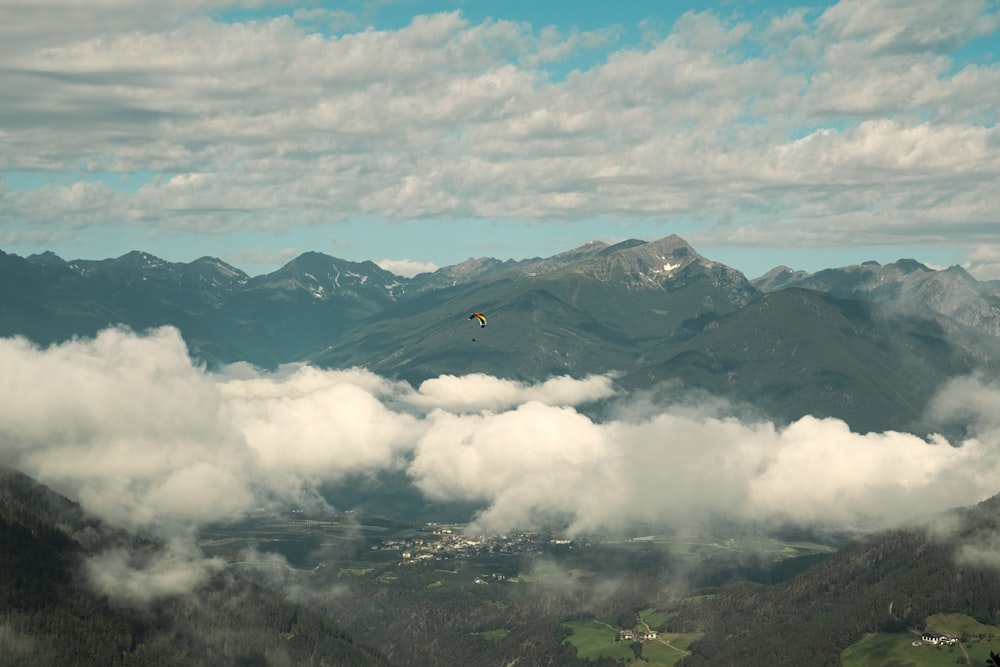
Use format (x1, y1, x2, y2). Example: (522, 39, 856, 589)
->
(4, 234, 1000, 434)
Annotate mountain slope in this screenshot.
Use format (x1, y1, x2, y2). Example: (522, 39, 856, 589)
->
(0, 466, 387, 667)
(56, 250, 250, 312)
(311, 236, 760, 383)
(220, 252, 407, 365)
(621, 288, 998, 433)
(671, 494, 1000, 666)
(7, 250, 256, 365)
(754, 259, 1000, 336)
(0, 249, 123, 344)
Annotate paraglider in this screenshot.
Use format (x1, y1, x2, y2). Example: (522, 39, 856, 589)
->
(469, 312, 487, 328)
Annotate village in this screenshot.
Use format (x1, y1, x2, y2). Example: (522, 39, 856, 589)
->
(370, 525, 577, 563)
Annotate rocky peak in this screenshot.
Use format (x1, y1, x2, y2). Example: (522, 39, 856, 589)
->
(243, 252, 404, 303)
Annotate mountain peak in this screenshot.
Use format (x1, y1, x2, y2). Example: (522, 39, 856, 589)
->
(888, 258, 932, 274)
(283, 250, 335, 267)
(752, 265, 812, 290)
(552, 240, 611, 261)
(116, 250, 167, 269)
(26, 250, 69, 269)
(637, 234, 700, 256)
(600, 238, 648, 255)
(603, 234, 704, 271)
(243, 250, 405, 304)
(560, 233, 754, 296)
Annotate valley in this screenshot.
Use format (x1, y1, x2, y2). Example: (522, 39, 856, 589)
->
(196, 508, 838, 577)
(192, 508, 838, 665)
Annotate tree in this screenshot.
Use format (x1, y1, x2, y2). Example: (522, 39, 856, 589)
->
(630, 641, 643, 660)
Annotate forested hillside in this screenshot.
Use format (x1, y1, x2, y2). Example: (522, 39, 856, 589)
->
(666, 496, 1000, 666)
(0, 466, 386, 667)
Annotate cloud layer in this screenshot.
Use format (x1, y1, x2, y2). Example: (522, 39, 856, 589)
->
(1, 1, 998, 273)
(3, 327, 999, 540)
(5, 326, 1000, 599)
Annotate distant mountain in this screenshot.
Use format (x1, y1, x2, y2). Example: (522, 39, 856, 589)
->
(753, 258, 1000, 336)
(0, 248, 121, 344)
(8, 240, 1000, 666)
(407, 255, 527, 293)
(623, 287, 996, 433)
(237, 251, 403, 305)
(4, 237, 1000, 432)
(310, 235, 761, 383)
(221, 252, 407, 365)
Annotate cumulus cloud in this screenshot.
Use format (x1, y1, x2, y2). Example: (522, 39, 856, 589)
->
(3, 328, 1000, 598)
(409, 403, 997, 536)
(377, 258, 439, 277)
(963, 245, 1000, 281)
(0, 327, 255, 530)
(220, 364, 421, 489)
(407, 372, 616, 413)
(0, 1, 997, 255)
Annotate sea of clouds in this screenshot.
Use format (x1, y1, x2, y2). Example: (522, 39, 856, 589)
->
(3, 326, 999, 602)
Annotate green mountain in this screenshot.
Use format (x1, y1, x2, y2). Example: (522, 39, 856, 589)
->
(623, 287, 999, 433)
(311, 235, 760, 383)
(669, 493, 1000, 666)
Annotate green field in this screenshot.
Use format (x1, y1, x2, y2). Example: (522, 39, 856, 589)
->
(561, 617, 700, 666)
(841, 614, 1000, 667)
(640, 607, 668, 628)
(562, 618, 636, 662)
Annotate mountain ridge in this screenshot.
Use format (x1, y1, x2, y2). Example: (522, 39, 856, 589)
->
(5, 237, 1000, 432)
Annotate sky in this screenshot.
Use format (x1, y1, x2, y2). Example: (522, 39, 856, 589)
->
(1, 0, 999, 279)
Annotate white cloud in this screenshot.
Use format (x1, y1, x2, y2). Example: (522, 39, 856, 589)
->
(929, 373, 1000, 436)
(408, 402, 997, 536)
(0, 327, 256, 529)
(0, 1, 996, 254)
(220, 364, 421, 484)
(407, 372, 616, 413)
(377, 258, 439, 277)
(3, 327, 1000, 599)
(817, 0, 999, 55)
(84, 538, 225, 606)
(963, 245, 1000, 281)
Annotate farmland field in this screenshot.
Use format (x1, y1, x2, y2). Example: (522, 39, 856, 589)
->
(562, 617, 700, 666)
(841, 614, 1000, 667)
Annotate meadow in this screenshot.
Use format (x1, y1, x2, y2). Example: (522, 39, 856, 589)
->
(561, 609, 700, 666)
(841, 614, 1000, 666)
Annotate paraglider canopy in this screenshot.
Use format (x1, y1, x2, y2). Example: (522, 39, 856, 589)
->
(469, 312, 487, 328)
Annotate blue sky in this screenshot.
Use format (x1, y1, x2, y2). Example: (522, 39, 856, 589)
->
(1, 0, 999, 278)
